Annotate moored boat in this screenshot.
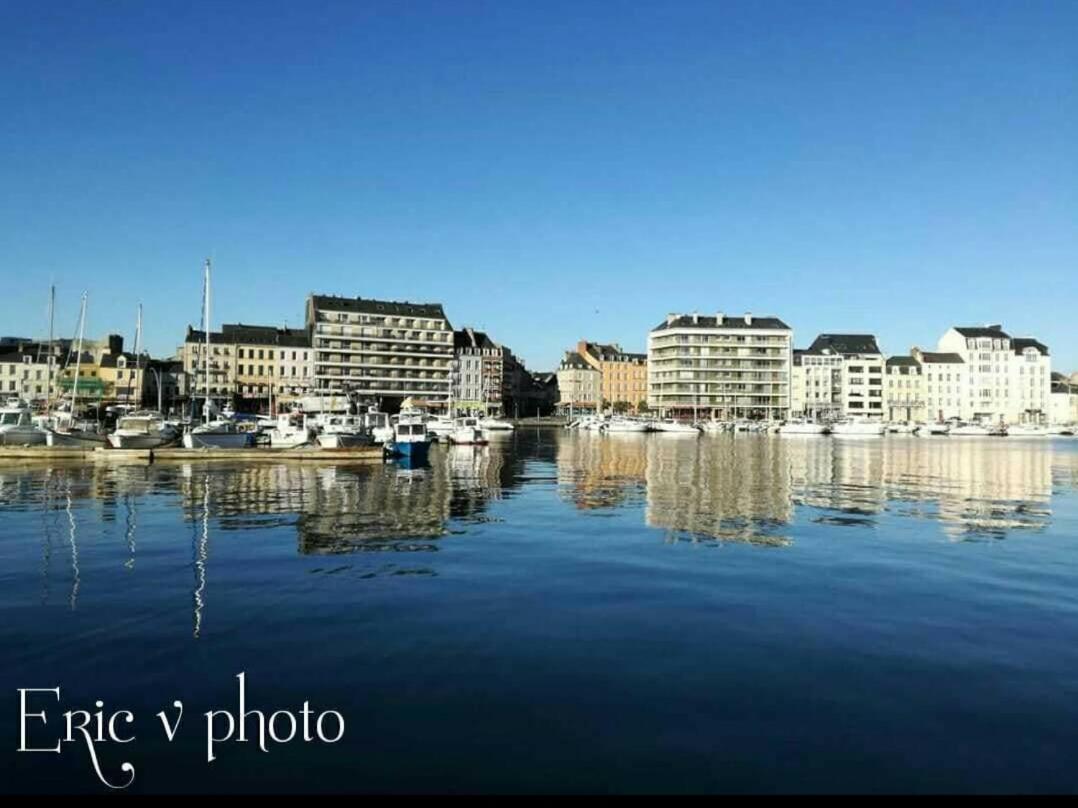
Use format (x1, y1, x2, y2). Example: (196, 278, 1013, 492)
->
(778, 420, 830, 435)
(182, 419, 255, 449)
(653, 418, 700, 434)
(108, 412, 179, 449)
(0, 399, 47, 446)
(385, 411, 431, 461)
(448, 416, 489, 445)
(478, 417, 514, 432)
(831, 419, 886, 436)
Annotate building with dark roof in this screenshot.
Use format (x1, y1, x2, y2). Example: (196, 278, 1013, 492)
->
(556, 351, 602, 414)
(791, 332, 885, 420)
(648, 311, 793, 420)
(576, 340, 648, 411)
(306, 293, 454, 409)
(452, 327, 508, 414)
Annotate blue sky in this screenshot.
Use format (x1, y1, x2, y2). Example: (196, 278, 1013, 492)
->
(2, 0, 1075, 370)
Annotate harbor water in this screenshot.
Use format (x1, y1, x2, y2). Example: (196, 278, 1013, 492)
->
(3, 430, 1078, 793)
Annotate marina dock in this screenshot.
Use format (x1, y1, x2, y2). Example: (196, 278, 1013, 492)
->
(0, 446, 385, 465)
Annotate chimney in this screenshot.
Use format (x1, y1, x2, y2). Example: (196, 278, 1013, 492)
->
(716, 312, 725, 325)
(692, 312, 699, 324)
(666, 313, 677, 325)
(744, 313, 753, 325)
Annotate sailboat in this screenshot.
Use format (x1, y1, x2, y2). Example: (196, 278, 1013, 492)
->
(182, 259, 254, 449)
(47, 292, 108, 447)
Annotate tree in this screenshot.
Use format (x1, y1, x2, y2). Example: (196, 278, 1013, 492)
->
(612, 400, 631, 414)
(637, 399, 649, 414)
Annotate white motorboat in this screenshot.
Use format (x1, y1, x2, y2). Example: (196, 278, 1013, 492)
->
(922, 422, 951, 435)
(778, 420, 830, 435)
(425, 414, 456, 442)
(1007, 424, 1053, 438)
(1046, 425, 1075, 436)
(315, 414, 369, 449)
(831, 419, 886, 437)
(949, 423, 1001, 437)
(182, 419, 255, 449)
(448, 416, 489, 445)
(699, 420, 731, 434)
(267, 412, 313, 448)
(363, 408, 394, 444)
(887, 422, 920, 434)
(601, 417, 649, 433)
(108, 412, 179, 449)
(653, 419, 700, 434)
(478, 417, 515, 432)
(0, 399, 47, 446)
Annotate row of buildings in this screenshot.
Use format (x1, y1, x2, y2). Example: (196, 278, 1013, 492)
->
(554, 314, 1076, 425)
(5, 298, 1076, 425)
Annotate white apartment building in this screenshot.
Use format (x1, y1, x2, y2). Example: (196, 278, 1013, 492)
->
(791, 334, 885, 420)
(884, 355, 926, 422)
(935, 325, 1052, 424)
(556, 352, 601, 414)
(648, 312, 792, 420)
(452, 327, 506, 415)
(306, 295, 453, 409)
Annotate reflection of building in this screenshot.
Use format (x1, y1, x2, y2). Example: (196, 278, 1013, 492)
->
(644, 436, 793, 544)
(556, 432, 648, 510)
(648, 312, 793, 421)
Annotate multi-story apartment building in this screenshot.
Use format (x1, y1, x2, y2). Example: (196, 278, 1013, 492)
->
(179, 327, 237, 414)
(452, 328, 505, 415)
(306, 295, 454, 410)
(912, 349, 966, 421)
(884, 355, 926, 422)
(556, 351, 601, 414)
(648, 312, 793, 420)
(577, 341, 648, 411)
(935, 325, 1052, 423)
(228, 324, 312, 409)
(791, 334, 885, 420)
(0, 351, 54, 401)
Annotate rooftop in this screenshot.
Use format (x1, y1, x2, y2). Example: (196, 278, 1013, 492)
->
(885, 355, 921, 367)
(310, 294, 448, 321)
(1012, 337, 1049, 356)
(805, 333, 882, 356)
(954, 325, 1010, 339)
(652, 313, 790, 332)
(918, 351, 965, 364)
(454, 327, 501, 352)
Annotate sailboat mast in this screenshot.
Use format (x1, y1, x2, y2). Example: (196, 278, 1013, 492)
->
(46, 285, 55, 416)
(134, 302, 143, 407)
(71, 293, 87, 417)
(204, 259, 211, 424)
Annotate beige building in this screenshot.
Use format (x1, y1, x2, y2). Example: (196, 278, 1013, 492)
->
(912, 349, 966, 421)
(556, 352, 601, 414)
(884, 355, 926, 422)
(648, 312, 792, 420)
(577, 341, 648, 411)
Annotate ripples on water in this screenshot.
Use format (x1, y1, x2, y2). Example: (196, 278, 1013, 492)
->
(2, 432, 1078, 793)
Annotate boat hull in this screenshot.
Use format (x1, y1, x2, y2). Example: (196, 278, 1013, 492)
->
(0, 428, 48, 447)
(46, 429, 108, 448)
(387, 440, 430, 461)
(317, 433, 369, 449)
(182, 431, 255, 449)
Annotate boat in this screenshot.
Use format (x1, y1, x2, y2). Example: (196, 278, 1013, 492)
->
(363, 408, 394, 444)
(448, 416, 489, 445)
(1007, 424, 1053, 438)
(425, 414, 456, 442)
(385, 411, 431, 461)
(478, 417, 515, 432)
(653, 419, 700, 434)
(1046, 425, 1075, 436)
(315, 414, 369, 448)
(700, 420, 731, 434)
(922, 422, 951, 436)
(182, 419, 255, 449)
(46, 421, 109, 448)
(267, 412, 314, 448)
(887, 422, 920, 434)
(831, 419, 887, 436)
(601, 416, 649, 433)
(108, 412, 179, 448)
(0, 399, 48, 446)
(949, 422, 997, 437)
(778, 420, 830, 435)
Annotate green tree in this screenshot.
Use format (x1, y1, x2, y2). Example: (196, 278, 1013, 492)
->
(612, 400, 631, 414)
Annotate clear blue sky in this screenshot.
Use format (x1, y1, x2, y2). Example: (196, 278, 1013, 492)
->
(2, 0, 1075, 371)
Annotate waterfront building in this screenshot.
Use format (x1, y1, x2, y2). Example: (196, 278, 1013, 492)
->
(935, 325, 1052, 424)
(790, 334, 885, 420)
(227, 324, 312, 410)
(1050, 373, 1078, 424)
(451, 328, 506, 415)
(306, 295, 453, 411)
(576, 341, 648, 412)
(884, 355, 927, 422)
(179, 327, 237, 414)
(912, 349, 966, 421)
(98, 351, 150, 407)
(647, 312, 793, 421)
(556, 351, 601, 415)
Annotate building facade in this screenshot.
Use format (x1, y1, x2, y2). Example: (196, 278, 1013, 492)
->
(935, 325, 1052, 423)
(228, 324, 312, 410)
(452, 328, 505, 415)
(884, 355, 926, 422)
(790, 334, 885, 420)
(179, 328, 237, 414)
(912, 349, 966, 421)
(576, 341, 648, 411)
(556, 352, 601, 415)
(306, 295, 453, 410)
(648, 312, 793, 420)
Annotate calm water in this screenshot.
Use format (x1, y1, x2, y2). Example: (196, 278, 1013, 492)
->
(3, 431, 1078, 793)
